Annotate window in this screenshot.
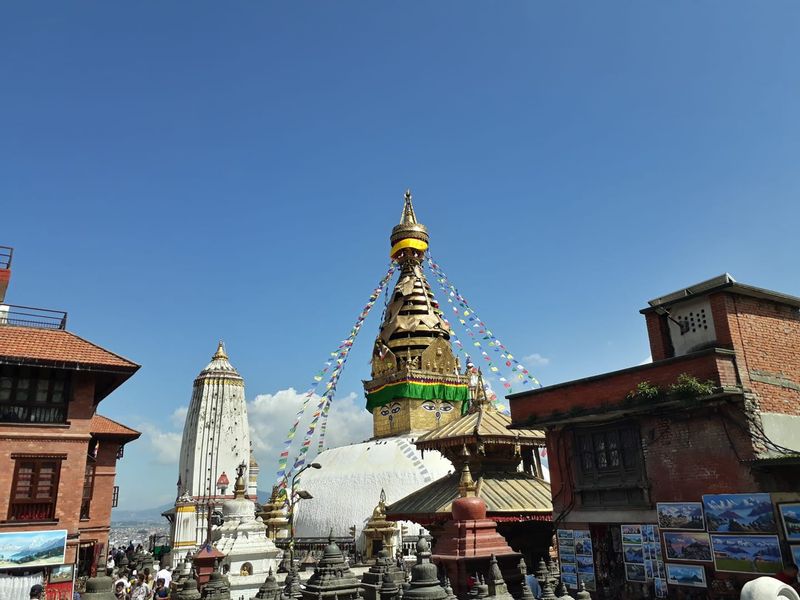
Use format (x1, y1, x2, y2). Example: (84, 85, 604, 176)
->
(0, 365, 69, 424)
(574, 424, 646, 508)
(9, 456, 64, 521)
(80, 461, 96, 520)
(111, 486, 119, 508)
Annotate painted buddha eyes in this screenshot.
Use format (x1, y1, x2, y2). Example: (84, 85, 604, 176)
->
(422, 401, 454, 412)
(380, 402, 402, 417)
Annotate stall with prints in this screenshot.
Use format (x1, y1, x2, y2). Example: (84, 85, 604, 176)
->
(557, 528, 597, 591)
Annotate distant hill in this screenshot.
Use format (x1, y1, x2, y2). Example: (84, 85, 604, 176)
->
(112, 490, 271, 523)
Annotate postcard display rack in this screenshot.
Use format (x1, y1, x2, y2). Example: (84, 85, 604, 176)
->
(556, 529, 597, 591)
(620, 523, 667, 598)
(630, 493, 800, 597)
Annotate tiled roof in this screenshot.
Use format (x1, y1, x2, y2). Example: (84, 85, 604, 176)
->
(90, 414, 141, 439)
(0, 325, 138, 370)
(386, 471, 552, 520)
(416, 404, 545, 448)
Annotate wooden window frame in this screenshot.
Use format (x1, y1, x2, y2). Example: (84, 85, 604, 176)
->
(573, 423, 647, 508)
(8, 455, 65, 521)
(80, 460, 96, 520)
(111, 485, 119, 508)
(0, 365, 70, 424)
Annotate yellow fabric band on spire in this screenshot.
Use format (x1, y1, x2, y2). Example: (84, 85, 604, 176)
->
(390, 238, 428, 257)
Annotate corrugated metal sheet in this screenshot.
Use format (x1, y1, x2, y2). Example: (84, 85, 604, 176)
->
(415, 405, 544, 448)
(386, 471, 552, 519)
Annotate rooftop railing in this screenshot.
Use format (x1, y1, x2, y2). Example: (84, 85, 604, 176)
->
(0, 246, 12, 270)
(0, 304, 68, 330)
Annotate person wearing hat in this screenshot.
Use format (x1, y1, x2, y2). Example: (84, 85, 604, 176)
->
(30, 584, 44, 599)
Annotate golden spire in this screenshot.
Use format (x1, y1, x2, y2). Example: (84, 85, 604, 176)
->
(233, 462, 246, 499)
(458, 446, 477, 498)
(390, 189, 429, 261)
(213, 340, 228, 360)
(400, 189, 418, 225)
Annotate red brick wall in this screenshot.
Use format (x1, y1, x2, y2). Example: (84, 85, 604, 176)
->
(548, 406, 762, 517)
(644, 312, 672, 362)
(510, 350, 738, 425)
(720, 294, 800, 415)
(0, 372, 117, 564)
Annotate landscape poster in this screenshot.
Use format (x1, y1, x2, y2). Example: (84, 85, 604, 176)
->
(778, 503, 800, 541)
(625, 563, 646, 582)
(663, 532, 713, 562)
(654, 577, 668, 598)
(0, 530, 67, 569)
(657, 502, 705, 530)
(624, 544, 644, 564)
(666, 563, 707, 588)
(702, 493, 776, 533)
(710, 534, 783, 574)
(791, 545, 800, 567)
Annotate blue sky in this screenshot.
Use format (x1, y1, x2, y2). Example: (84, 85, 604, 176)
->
(2, 2, 799, 510)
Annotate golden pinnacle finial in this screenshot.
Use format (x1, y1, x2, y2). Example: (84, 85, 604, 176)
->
(390, 189, 429, 259)
(458, 451, 477, 498)
(400, 189, 417, 225)
(213, 340, 228, 360)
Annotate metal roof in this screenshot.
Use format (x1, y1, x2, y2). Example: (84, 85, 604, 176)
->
(415, 403, 545, 449)
(386, 471, 552, 521)
(642, 273, 800, 312)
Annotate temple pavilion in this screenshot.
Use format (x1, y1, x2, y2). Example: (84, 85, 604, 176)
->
(386, 374, 553, 564)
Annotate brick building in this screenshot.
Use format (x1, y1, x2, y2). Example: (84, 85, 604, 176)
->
(0, 246, 140, 595)
(509, 274, 800, 599)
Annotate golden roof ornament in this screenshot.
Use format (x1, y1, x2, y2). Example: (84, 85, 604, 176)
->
(213, 340, 228, 361)
(458, 446, 477, 498)
(390, 189, 429, 261)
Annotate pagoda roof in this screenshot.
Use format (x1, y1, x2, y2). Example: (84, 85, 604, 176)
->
(385, 471, 552, 524)
(90, 414, 141, 440)
(415, 403, 544, 450)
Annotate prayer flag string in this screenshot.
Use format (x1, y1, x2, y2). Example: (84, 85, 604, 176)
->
(275, 262, 397, 490)
(427, 255, 541, 404)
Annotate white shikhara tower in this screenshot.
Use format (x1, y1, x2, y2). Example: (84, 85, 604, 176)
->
(169, 342, 252, 565)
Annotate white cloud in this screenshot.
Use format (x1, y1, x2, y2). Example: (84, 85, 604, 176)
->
(133, 388, 374, 490)
(170, 405, 188, 429)
(248, 388, 373, 485)
(524, 353, 550, 366)
(138, 423, 182, 465)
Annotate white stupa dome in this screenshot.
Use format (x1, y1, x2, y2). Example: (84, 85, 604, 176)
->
(293, 434, 452, 538)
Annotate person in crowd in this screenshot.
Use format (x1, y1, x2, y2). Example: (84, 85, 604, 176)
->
(130, 572, 151, 600)
(155, 563, 172, 587)
(114, 580, 129, 600)
(153, 578, 169, 599)
(524, 566, 542, 599)
(30, 584, 44, 600)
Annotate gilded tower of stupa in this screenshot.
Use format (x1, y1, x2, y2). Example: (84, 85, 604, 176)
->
(365, 191, 470, 438)
(292, 192, 465, 548)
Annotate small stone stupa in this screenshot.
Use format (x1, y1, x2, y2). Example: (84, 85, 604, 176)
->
(360, 548, 405, 600)
(402, 538, 447, 600)
(486, 555, 514, 600)
(201, 569, 232, 600)
(214, 463, 282, 599)
(253, 568, 282, 600)
(175, 573, 202, 600)
(301, 533, 361, 600)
